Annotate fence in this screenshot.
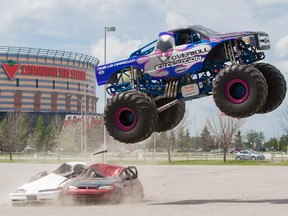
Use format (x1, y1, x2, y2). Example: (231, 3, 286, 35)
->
(1, 151, 287, 163)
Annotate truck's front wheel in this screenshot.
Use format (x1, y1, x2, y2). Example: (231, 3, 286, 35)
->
(213, 64, 268, 118)
(104, 91, 157, 143)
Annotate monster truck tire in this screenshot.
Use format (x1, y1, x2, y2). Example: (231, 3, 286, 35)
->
(213, 64, 268, 118)
(154, 99, 186, 132)
(104, 91, 157, 143)
(253, 63, 286, 114)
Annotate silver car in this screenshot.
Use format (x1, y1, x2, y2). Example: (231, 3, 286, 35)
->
(235, 150, 265, 160)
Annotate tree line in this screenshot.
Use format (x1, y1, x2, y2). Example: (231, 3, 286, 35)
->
(0, 112, 104, 161)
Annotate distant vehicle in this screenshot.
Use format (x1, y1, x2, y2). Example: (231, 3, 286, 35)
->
(10, 162, 87, 205)
(235, 150, 265, 160)
(66, 163, 144, 204)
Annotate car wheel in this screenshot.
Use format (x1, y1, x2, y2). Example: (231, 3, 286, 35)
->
(251, 157, 256, 160)
(113, 190, 123, 204)
(236, 156, 241, 160)
(213, 64, 268, 118)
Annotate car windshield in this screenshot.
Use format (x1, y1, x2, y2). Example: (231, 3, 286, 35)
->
(250, 150, 259, 154)
(53, 163, 72, 175)
(81, 167, 104, 178)
(191, 25, 220, 38)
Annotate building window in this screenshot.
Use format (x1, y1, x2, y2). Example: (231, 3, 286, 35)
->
(86, 84, 88, 92)
(67, 82, 69, 90)
(51, 93, 58, 112)
(16, 78, 19, 87)
(53, 80, 55, 89)
(34, 92, 41, 112)
(14, 90, 22, 112)
(65, 94, 71, 112)
(78, 83, 80, 91)
(36, 79, 39, 88)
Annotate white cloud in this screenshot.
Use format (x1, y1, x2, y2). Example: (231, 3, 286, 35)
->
(165, 11, 191, 30)
(275, 35, 288, 58)
(91, 35, 142, 65)
(248, 0, 288, 6)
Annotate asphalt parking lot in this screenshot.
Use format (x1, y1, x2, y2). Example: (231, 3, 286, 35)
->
(1, 163, 288, 216)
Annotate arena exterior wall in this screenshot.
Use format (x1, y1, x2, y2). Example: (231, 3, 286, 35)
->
(0, 46, 102, 126)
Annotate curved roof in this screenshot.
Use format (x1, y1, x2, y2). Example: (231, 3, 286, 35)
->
(0, 46, 99, 68)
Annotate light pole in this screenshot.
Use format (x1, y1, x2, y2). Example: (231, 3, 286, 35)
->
(194, 116, 197, 151)
(76, 98, 83, 155)
(103, 26, 116, 163)
(84, 82, 96, 159)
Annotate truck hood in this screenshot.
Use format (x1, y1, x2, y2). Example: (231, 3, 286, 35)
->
(211, 31, 268, 40)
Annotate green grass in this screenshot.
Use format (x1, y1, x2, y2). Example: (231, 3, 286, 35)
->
(157, 160, 283, 166)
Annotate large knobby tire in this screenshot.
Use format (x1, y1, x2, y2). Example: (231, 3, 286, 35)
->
(154, 99, 186, 132)
(253, 63, 287, 114)
(213, 64, 268, 118)
(104, 91, 157, 143)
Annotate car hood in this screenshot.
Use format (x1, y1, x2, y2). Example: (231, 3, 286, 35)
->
(70, 177, 118, 187)
(17, 173, 68, 192)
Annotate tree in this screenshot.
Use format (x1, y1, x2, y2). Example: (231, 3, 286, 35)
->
(0, 112, 28, 161)
(200, 125, 215, 151)
(234, 130, 244, 151)
(46, 114, 63, 152)
(205, 113, 244, 162)
(246, 130, 265, 149)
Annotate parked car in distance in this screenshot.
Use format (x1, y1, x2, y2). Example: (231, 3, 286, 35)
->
(235, 150, 265, 160)
(10, 162, 87, 205)
(65, 163, 144, 204)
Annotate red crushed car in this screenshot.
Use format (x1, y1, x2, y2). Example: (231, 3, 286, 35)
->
(65, 163, 144, 204)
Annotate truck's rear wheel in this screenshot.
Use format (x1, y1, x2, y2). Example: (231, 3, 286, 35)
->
(104, 91, 157, 143)
(154, 99, 185, 132)
(253, 63, 286, 114)
(213, 64, 268, 118)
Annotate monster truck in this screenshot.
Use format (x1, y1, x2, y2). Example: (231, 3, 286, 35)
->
(95, 25, 286, 144)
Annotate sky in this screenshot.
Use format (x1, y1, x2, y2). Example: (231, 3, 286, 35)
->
(0, 0, 288, 141)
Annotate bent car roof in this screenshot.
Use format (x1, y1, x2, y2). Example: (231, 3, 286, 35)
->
(90, 163, 124, 177)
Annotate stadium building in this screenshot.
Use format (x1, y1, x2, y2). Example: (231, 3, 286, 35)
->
(0, 46, 101, 124)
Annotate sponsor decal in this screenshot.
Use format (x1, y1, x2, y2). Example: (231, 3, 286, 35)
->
(1, 60, 87, 81)
(2, 60, 21, 80)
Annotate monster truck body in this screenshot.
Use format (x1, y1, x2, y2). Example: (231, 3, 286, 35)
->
(95, 25, 286, 143)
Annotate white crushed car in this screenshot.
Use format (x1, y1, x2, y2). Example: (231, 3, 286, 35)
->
(10, 162, 87, 205)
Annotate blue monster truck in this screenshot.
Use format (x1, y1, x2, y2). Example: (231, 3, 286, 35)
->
(95, 25, 286, 143)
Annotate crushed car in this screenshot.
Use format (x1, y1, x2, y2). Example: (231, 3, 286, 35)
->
(65, 163, 144, 204)
(10, 162, 87, 205)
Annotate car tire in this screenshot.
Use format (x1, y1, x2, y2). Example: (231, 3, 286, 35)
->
(213, 64, 268, 118)
(154, 98, 185, 132)
(236, 156, 241, 160)
(251, 157, 256, 160)
(104, 91, 158, 143)
(113, 190, 123, 204)
(253, 63, 286, 114)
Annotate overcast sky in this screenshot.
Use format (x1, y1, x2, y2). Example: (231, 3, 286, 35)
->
(1, 0, 288, 140)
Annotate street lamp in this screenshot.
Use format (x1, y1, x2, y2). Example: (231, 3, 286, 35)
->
(194, 116, 197, 151)
(103, 26, 116, 163)
(84, 82, 96, 159)
(76, 98, 83, 155)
